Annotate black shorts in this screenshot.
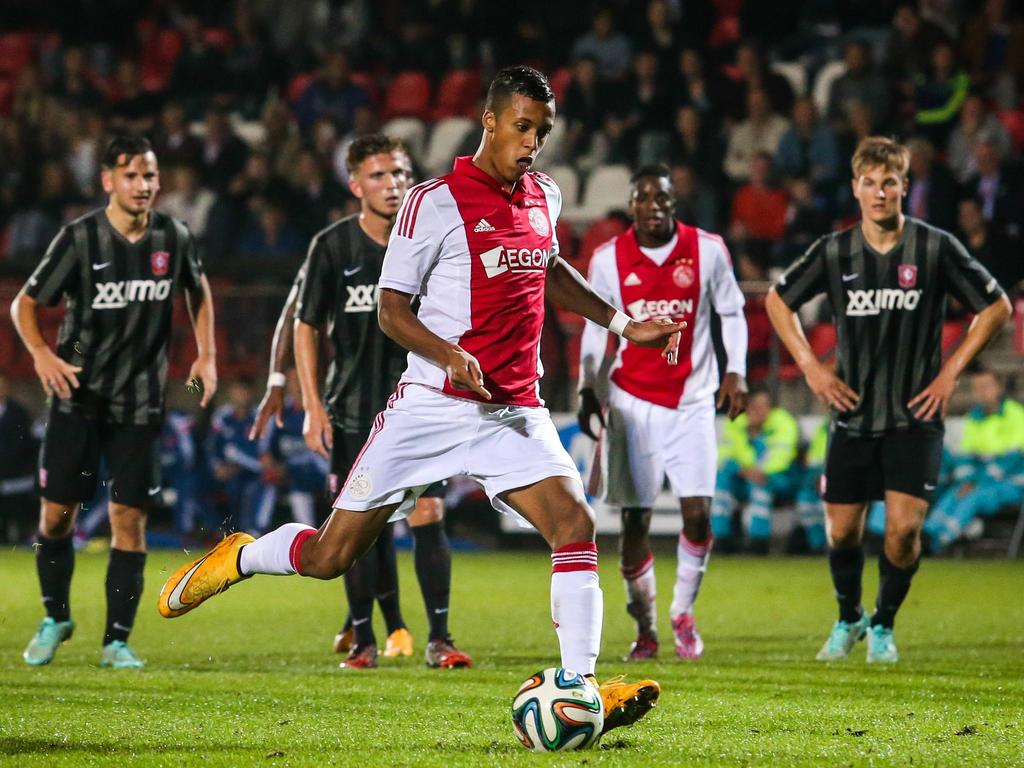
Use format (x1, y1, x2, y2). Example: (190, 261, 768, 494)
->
(822, 423, 944, 504)
(327, 427, 446, 502)
(39, 403, 161, 509)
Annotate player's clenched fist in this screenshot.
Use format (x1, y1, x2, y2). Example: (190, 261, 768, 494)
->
(445, 345, 492, 400)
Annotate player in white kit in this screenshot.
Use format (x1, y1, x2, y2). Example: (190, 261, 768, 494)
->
(578, 164, 749, 660)
(157, 67, 681, 733)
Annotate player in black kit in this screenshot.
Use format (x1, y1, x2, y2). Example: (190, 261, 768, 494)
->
(12, 135, 217, 668)
(249, 134, 471, 669)
(768, 137, 1011, 663)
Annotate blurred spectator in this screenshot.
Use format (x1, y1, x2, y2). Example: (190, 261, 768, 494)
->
(153, 101, 204, 170)
(171, 14, 227, 119)
(7, 161, 82, 261)
(957, 196, 1022, 292)
(160, 409, 206, 539)
(730, 40, 795, 120)
(13, 63, 46, 130)
(562, 56, 606, 161)
(884, 3, 952, 80)
(671, 163, 719, 232)
(288, 149, 348, 237)
(912, 41, 970, 146)
(674, 48, 728, 120)
(774, 97, 841, 188)
(906, 137, 958, 231)
(158, 165, 218, 240)
(65, 108, 105, 199)
(0, 373, 37, 544)
(794, 418, 829, 554)
(782, 177, 830, 265)
(52, 46, 103, 109)
(200, 106, 249, 192)
(964, 137, 1024, 240)
(222, 3, 273, 118)
(828, 41, 891, 126)
(238, 197, 303, 260)
(946, 94, 1013, 183)
(724, 89, 789, 183)
(107, 59, 160, 135)
(961, 0, 1024, 106)
(571, 9, 632, 81)
(637, 0, 682, 76)
(617, 50, 671, 163)
(294, 50, 369, 134)
(668, 106, 724, 186)
(730, 153, 789, 264)
(258, 100, 304, 182)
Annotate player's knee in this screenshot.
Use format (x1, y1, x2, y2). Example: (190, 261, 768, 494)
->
(409, 496, 444, 527)
(561, 500, 596, 545)
(40, 501, 76, 539)
(621, 507, 651, 537)
(886, 518, 921, 552)
(108, 503, 146, 550)
(826, 523, 860, 549)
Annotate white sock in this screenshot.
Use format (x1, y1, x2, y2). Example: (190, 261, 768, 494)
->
(238, 523, 316, 576)
(670, 533, 711, 618)
(550, 542, 603, 677)
(621, 551, 657, 636)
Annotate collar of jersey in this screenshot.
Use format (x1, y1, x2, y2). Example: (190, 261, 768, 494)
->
(452, 155, 531, 204)
(624, 221, 684, 266)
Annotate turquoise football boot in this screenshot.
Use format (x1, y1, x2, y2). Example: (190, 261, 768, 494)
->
(23, 617, 75, 665)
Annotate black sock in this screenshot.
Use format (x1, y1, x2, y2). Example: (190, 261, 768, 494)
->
(828, 545, 865, 623)
(412, 522, 451, 642)
(374, 526, 405, 635)
(339, 612, 352, 636)
(36, 534, 74, 622)
(344, 549, 378, 647)
(103, 549, 146, 646)
(872, 553, 919, 629)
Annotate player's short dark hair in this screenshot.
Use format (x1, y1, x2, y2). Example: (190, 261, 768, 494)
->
(346, 134, 409, 175)
(102, 135, 154, 169)
(630, 163, 672, 186)
(485, 65, 554, 113)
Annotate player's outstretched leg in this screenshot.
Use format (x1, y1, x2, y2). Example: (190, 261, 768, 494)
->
(620, 508, 657, 661)
(158, 505, 396, 618)
(504, 478, 660, 734)
(817, 503, 869, 661)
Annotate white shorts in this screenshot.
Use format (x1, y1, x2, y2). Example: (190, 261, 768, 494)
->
(334, 383, 583, 526)
(594, 383, 717, 507)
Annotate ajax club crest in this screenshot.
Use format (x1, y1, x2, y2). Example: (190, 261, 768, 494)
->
(527, 207, 549, 237)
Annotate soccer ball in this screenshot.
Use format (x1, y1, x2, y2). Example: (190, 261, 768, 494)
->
(511, 667, 604, 751)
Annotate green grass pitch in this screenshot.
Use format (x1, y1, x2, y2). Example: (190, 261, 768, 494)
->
(1, 549, 1022, 766)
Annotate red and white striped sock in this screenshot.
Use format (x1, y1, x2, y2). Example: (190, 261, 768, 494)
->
(621, 551, 657, 636)
(550, 542, 603, 677)
(238, 523, 316, 576)
(670, 533, 711, 618)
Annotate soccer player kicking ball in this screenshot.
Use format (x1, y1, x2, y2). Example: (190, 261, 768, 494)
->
(577, 164, 748, 661)
(160, 66, 679, 731)
(767, 137, 1011, 663)
(12, 135, 217, 668)
(249, 134, 470, 670)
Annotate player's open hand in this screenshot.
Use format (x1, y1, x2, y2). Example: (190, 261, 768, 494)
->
(31, 346, 81, 400)
(576, 387, 605, 440)
(250, 384, 286, 440)
(624, 317, 685, 364)
(303, 400, 333, 458)
(716, 372, 749, 420)
(445, 345, 491, 400)
(909, 370, 957, 421)
(188, 355, 218, 408)
(804, 360, 859, 412)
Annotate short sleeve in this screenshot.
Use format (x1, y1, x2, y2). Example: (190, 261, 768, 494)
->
(535, 173, 562, 264)
(942, 232, 1004, 313)
(180, 228, 203, 290)
(24, 226, 78, 306)
(379, 186, 446, 296)
(775, 237, 828, 310)
(295, 236, 334, 326)
(706, 236, 745, 314)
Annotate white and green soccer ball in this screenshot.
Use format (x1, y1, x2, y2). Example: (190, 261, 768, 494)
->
(511, 667, 604, 751)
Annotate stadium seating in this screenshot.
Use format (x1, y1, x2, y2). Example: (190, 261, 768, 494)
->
(573, 216, 629, 275)
(383, 71, 432, 121)
(423, 117, 475, 177)
(432, 69, 481, 120)
(548, 67, 572, 103)
(544, 165, 580, 209)
(286, 72, 315, 104)
(562, 165, 632, 226)
(139, 28, 183, 93)
(770, 61, 807, 98)
(0, 33, 34, 77)
(812, 61, 846, 115)
(381, 117, 428, 163)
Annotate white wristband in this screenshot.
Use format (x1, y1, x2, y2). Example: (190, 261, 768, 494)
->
(608, 310, 631, 336)
(267, 371, 286, 388)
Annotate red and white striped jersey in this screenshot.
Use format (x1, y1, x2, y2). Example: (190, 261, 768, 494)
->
(379, 156, 561, 407)
(579, 223, 745, 409)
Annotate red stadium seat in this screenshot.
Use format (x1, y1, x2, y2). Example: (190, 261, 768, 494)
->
(140, 28, 183, 92)
(384, 71, 432, 120)
(350, 71, 380, 107)
(0, 33, 34, 77)
(433, 69, 481, 119)
(997, 109, 1024, 153)
(942, 319, 967, 353)
(549, 67, 572, 104)
(203, 28, 233, 50)
(0, 75, 13, 117)
(807, 323, 836, 361)
(556, 219, 576, 263)
(575, 217, 629, 276)
(287, 72, 315, 104)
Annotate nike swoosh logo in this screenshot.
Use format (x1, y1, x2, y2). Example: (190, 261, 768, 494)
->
(112, 622, 133, 632)
(842, 273, 859, 282)
(148, 486, 162, 495)
(924, 484, 936, 490)
(93, 262, 112, 271)
(343, 266, 362, 277)
(433, 608, 449, 614)
(166, 557, 208, 612)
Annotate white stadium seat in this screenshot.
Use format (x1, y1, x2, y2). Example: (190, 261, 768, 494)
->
(561, 164, 631, 225)
(422, 117, 475, 177)
(544, 164, 579, 208)
(381, 117, 428, 162)
(812, 60, 847, 115)
(770, 60, 807, 99)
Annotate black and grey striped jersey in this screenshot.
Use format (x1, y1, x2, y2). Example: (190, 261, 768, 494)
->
(295, 214, 408, 433)
(23, 208, 204, 425)
(775, 217, 1005, 435)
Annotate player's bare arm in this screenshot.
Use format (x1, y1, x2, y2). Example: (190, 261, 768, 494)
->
(250, 280, 300, 439)
(10, 290, 82, 400)
(294, 318, 333, 456)
(909, 295, 1012, 420)
(765, 287, 859, 412)
(545, 256, 683, 360)
(716, 372, 748, 420)
(184, 274, 217, 408)
(378, 287, 491, 400)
